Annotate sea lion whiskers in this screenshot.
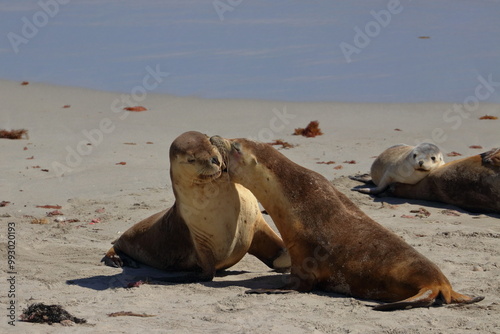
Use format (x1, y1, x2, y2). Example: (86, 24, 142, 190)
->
(196, 166, 221, 181)
(210, 135, 231, 174)
(190, 153, 224, 184)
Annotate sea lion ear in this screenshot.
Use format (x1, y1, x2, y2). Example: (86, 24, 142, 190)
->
(251, 154, 258, 166)
(232, 142, 242, 153)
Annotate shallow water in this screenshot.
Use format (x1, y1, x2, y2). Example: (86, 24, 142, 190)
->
(1, 0, 499, 103)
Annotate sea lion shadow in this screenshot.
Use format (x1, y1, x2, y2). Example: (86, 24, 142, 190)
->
(204, 277, 359, 304)
(66, 264, 273, 291)
(370, 193, 500, 218)
(66, 265, 173, 291)
(200, 272, 287, 290)
(66, 273, 125, 291)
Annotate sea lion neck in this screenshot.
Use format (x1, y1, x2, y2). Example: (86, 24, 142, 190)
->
(238, 140, 324, 207)
(172, 171, 236, 213)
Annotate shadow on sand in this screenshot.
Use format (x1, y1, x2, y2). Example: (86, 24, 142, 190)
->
(66, 264, 288, 292)
(350, 182, 500, 219)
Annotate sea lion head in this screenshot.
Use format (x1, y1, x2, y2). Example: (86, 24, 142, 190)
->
(411, 143, 445, 171)
(210, 136, 259, 182)
(170, 131, 225, 184)
(482, 147, 500, 167)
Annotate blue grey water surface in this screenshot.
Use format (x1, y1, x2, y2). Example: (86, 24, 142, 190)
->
(1, 0, 499, 103)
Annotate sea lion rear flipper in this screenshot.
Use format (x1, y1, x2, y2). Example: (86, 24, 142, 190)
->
(450, 291, 485, 305)
(350, 174, 388, 194)
(373, 287, 439, 311)
(373, 299, 434, 311)
(373, 288, 485, 311)
(374, 295, 485, 311)
(352, 185, 387, 195)
(349, 174, 373, 184)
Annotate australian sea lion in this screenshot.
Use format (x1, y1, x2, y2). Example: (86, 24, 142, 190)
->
(388, 148, 500, 213)
(102, 131, 290, 281)
(210, 135, 483, 310)
(350, 143, 444, 194)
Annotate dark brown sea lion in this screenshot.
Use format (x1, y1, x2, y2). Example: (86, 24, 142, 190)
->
(210, 135, 483, 310)
(388, 148, 500, 213)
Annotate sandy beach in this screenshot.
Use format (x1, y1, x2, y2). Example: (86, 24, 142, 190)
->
(1, 80, 499, 333)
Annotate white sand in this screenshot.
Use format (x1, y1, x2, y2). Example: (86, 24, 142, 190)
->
(0, 80, 499, 333)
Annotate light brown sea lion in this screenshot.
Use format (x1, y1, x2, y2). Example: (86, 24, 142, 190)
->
(387, 148, 500, 213)
(210, 135, 483, 310)
(102, 131, 290, 281)
(350, 143, 445, 194)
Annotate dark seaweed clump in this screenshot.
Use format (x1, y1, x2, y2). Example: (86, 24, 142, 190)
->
(20, 303, 86, 325)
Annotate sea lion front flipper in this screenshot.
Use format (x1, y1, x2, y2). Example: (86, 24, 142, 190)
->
(247, 217, 291, 272)
(101, 247, 122, 268)
(101, 247, 139, 268)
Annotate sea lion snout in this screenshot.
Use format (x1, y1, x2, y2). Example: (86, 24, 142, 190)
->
(210, 135, 233, 167)
(209, 135, 230, 151)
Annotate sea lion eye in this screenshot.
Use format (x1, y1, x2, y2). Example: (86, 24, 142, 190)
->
(233, 143, 242, 153)
(431, 156, 436, 161)
(187, 157, 196, 164)
(413, 154, 417, 159)
(211, 156, 220, 166)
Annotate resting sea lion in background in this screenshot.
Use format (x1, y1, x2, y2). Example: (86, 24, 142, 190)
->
(388, 148, 500, 214)
(351, 143, 445, 194)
